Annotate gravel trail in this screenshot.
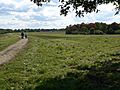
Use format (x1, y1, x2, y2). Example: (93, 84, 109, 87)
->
(0, 39, 28, 65)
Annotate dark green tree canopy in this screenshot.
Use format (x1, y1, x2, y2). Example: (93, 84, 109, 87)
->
(31, 0, 120, 17)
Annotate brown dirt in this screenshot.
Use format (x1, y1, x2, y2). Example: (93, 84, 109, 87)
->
(0, 39, 28, 65)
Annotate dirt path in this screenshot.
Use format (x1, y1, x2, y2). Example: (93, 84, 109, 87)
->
(0, 39, 28, 65)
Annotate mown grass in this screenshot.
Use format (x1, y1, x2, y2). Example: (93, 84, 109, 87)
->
(0, 33, 20, 51)
(0, 32, 120, 90)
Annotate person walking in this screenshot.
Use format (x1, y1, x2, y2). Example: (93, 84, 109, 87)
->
(25, 33, 28, 38)
(21, 32, 24, 39)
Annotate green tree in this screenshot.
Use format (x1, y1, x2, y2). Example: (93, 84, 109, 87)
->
(31, 0, 120, 17)
(110, 22, 119, 30)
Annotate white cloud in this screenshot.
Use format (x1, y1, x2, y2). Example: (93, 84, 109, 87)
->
(0, 0, 120, 29)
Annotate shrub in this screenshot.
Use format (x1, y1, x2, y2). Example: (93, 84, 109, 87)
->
(94, 30, 104, 35)
(114, 30, 120, 34)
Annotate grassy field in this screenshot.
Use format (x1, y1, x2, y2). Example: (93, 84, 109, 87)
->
(0, 33, 19, 51)
(0, 32, 120, 90)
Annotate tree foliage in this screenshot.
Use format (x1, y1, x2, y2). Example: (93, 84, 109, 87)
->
(31, 0, 120, 17)
(66, 22, 120, 34)
(0, 29, 13, 34)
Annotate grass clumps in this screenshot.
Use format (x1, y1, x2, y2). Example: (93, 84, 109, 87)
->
(0, 32, 120, 90)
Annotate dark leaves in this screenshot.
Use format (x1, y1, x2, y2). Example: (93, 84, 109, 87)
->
(115, 11, 119, 15)
(30, 0, 120, 17)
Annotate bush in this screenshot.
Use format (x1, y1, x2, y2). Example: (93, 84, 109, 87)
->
(94, 30, 104, 35)
(78, 31, 89, 35)
(66, 29, 79, 34)
(0, 29, 13, 34)
(114, 30, 120, 34)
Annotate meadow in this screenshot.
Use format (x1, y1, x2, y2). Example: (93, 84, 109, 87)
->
(0, 32, 120, 90)
(0, 33, 19, 51)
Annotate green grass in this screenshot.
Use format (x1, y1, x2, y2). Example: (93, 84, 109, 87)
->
(0, 32, 120, 90)
(0, 33, 19, 51)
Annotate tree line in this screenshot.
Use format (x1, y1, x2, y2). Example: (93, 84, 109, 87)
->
(65, 22, 120, 35)
(14, 28, 64, 32)
(0, 28, 65, 34)
(1, 22, 120, 35)
(0, 29, 13, 34)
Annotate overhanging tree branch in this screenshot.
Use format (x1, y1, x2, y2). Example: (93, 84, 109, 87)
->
(31, 0, 120, 17)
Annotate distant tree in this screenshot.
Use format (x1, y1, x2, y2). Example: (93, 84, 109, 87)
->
(65, 22, 120, 35)
(107, 27, 114, 34)
(110, 22, 119, 30)
(79, 23, 89, 34)
(31, 0, 120, 17)
(88, 23, 96, 30)
(0, 29, 13, 34)
(95, 22, 108, 33)
(100, 23, 108, 33)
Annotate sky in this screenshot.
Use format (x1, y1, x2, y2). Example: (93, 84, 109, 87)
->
(0, 0, 120, 29)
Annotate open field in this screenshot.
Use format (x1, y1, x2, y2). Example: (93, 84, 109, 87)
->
(0, 32, 120, 90)
(0, 33, 19, 51)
